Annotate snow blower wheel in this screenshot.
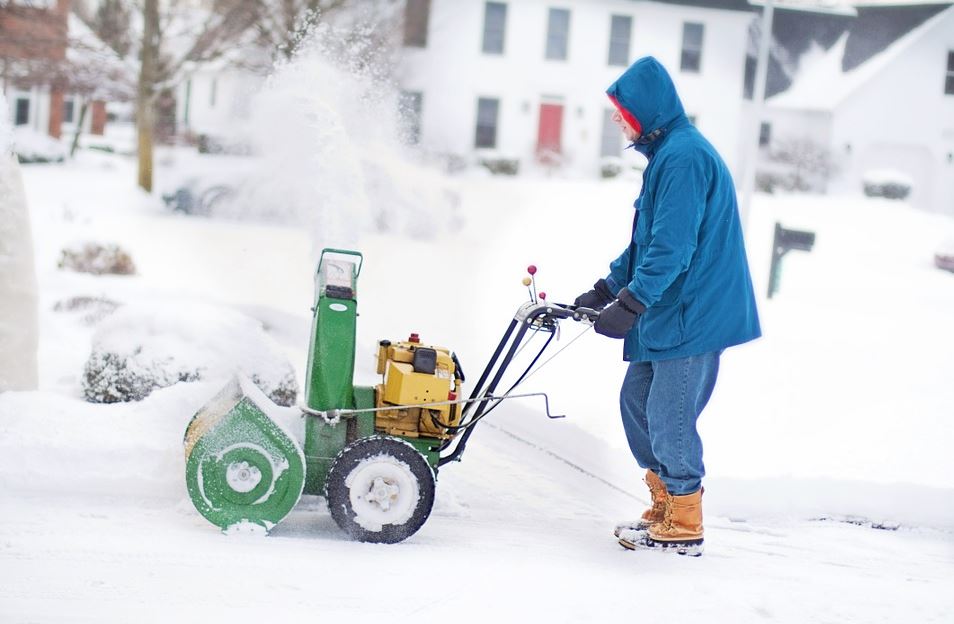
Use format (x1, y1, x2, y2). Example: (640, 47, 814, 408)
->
(326, 436, 435, 544)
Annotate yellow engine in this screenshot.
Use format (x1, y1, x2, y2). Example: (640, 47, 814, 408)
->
(374, 334, 463, 439)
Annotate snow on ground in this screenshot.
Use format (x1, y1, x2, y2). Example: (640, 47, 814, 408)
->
(1, 150, 953, 622)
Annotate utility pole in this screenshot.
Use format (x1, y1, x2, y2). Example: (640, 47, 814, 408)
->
(739, 0, 775, 232)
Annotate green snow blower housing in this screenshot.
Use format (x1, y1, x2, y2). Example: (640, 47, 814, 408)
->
(185, 248, 596, 543)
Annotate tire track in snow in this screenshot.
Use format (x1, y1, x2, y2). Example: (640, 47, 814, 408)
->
(482, 421, 646, 505)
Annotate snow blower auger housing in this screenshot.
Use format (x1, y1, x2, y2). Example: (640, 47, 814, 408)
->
(184, 249, 599, 543)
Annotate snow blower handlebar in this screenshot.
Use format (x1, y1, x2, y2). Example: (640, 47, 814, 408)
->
(436, 299, 600, 466)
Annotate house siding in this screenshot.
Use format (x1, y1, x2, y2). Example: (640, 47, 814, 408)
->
(833, 9, 954, 214)
(399, 0, 752, 177)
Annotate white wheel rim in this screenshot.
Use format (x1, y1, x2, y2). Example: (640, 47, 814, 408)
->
(345, 454, 420, 532)
(225, 461, 262, 493)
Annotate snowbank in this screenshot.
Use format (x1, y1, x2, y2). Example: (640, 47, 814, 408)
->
(12, 128, 67, 164)
(0, 92, 10, 156)
(862, 168, 915, 187)
(83, 303, 298, 405)
(0, 106, 39, 390)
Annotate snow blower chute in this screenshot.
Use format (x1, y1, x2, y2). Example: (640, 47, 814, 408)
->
(184, 249, 600, 542)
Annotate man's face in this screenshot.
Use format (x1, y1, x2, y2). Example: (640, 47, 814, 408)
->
(611, 109, 640, 142)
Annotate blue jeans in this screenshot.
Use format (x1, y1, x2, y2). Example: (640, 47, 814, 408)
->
(619, 352, 721, 496)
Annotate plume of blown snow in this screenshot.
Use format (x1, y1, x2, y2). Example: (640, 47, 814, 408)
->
(219, 20, 459, 254)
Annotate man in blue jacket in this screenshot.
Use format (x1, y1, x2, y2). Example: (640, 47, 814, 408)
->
(575, 57, 760, 556)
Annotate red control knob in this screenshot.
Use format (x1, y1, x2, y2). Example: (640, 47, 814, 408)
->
(448, 391, 457, 401)
(409, 333, 420, 343)
(527, 265, 537, 275)
(539, 292, 547, 300)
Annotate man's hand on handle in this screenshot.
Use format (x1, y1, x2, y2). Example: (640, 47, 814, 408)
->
(574, 279, 616, 311)
(594, 288, 646, 339)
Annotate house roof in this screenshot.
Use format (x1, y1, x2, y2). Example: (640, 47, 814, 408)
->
(751, 0, 952, 99)
(748, 0, 857, 17)
(642, 0, 755, 12)
(767, 3, 954, 110)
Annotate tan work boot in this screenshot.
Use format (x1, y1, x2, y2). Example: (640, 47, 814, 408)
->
(646, 489, 705, 556)
(613, 470, 668, 538)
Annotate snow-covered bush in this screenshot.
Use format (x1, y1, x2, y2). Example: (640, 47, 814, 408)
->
(758, 138, 834, 193)
(197, 133, 253, 156)
(934, 239, 954, 273)
(476, 151, 520, 176)
(53, 296, 121, 326)
(59, 242, 136, 275)
(12, 128, 67, 164)
(161, 181, 235, 217)
(755, 170, 799, 194)
(600, 156, 624, 179)
(600, 155, 646, 180)
(863, 169, 913, 200)
(82, 303, 298, 405)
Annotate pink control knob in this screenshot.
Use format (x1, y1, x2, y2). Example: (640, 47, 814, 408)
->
(527, 265, 537, 275)
(539, 292, 547, 300)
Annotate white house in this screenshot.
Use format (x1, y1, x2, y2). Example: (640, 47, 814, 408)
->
(763, 2, 954, 214)
(176, 60, 263, 147)
(399, 0, 755, 177)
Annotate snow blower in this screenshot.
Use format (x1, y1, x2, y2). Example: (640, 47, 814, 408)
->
(184, 248, 599, 543)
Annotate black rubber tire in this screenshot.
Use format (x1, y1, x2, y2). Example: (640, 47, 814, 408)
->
(326, 436, 435, 544)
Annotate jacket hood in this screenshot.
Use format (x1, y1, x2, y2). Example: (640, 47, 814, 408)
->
(606, 57, 687, 151)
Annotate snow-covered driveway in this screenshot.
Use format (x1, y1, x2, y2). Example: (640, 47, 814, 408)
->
(2, 155, 953, 622)
(2, 405, 951, 623)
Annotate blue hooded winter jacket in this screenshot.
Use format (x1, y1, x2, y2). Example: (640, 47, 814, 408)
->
(604, 57, 761, 362)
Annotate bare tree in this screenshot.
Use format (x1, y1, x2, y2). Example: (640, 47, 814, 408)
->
(133, 0, 261, 191)
(65, 15, 135, 156)
(129, 0, 401, 192)
(136, 0, 159, 191)
(92, 0, 133, 57)
(250, 0, 368, 62)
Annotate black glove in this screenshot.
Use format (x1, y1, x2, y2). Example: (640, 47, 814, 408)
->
(574, 278, 615, 311)
(594, 288, 646, 339)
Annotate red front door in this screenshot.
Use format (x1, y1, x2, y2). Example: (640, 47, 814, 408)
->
(537, 103, 564, 160)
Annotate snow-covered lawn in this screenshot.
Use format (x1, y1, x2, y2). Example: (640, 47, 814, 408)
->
(2, 151, 953, 622)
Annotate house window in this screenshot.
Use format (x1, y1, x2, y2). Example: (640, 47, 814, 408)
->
(680, 22, 704, 73)
(403, 0, 430, 48)
(608, 15, 632, 66)
(63, 98, 75, 124)
(600, 108, 622, 158)
(482, 2, 507, 55)
(475, 97, 499, 148)
(546, 8, 571, 61)
(759, 122, 771, 147)
(399, 91, 423, 145)
(15, 98, 30, 126)
(946, 51, 954, 95)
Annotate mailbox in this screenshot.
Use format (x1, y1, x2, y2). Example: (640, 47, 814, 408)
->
(768, 223, 816, 299)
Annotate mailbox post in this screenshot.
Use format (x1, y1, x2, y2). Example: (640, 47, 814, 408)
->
(768, 223, 816, 299)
